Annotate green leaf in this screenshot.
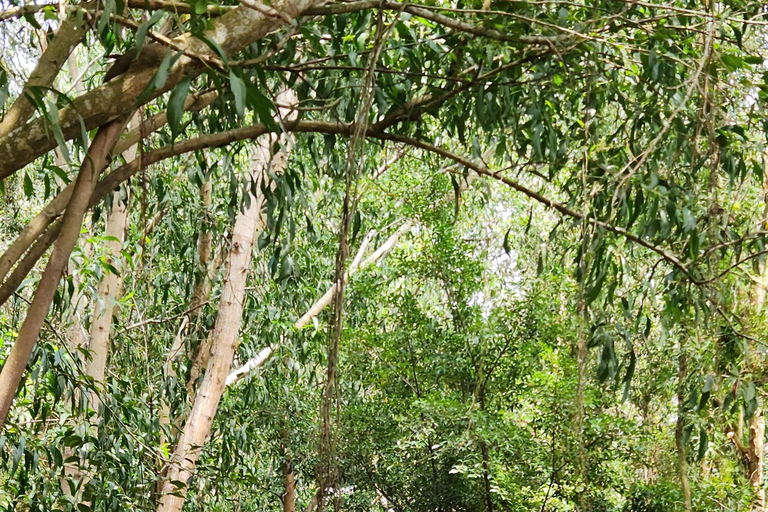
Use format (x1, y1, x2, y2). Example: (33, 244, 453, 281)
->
(23, 172, 33, 198)
(247, 86, 277, 130)
(193, 0, 209, 14)
(168, 75, 193, 139)
(351, 210, 361, 246)
(698, 375, 714, 411)
(23, 12, 42, 29)
(230, 70, 246, 118)
(193, 33, 229, 67)
(621, 341, 636, 403)
(135, 10, 165, 56)
(279, 255, 294, 281)
(49, 165, 69, 184)
(721, 54, 748, 72)
(154, 50, 175, 90)
(697, 427, 708, 461)
(450, 173, 460, 219)
(103, 262, 121, 277)
(136, 51, 181, 104)
(44, 97, 71, 164)
(503, 227, 512, 256)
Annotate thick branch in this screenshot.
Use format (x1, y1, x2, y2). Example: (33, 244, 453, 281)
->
(112, 89, 218, 156)
(0, 2, 57, 21)
(124, 0, 569, 44)
(0, 0, 319, 180)
(1, 119, 694, 306)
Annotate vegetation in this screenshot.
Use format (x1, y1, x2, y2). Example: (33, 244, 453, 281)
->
(1, 0, 768, 510)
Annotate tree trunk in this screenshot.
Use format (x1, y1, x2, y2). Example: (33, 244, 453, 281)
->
(750, 410, 766, 512)
(0, 115, 128, 430)
(675, 350, 693, 512)
(61, 109, 137, 500)
(282, 429, 297, 512)
(746, 149, 768, 512)
(574, 272, 589, 510)
(160, 177, 222, 441)
(156, 135, 287, 512)
(84, 190, 129, 407)
(474, 357, 493, 512)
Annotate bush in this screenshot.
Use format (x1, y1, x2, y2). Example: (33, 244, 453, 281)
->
(623, 481, 683, 512)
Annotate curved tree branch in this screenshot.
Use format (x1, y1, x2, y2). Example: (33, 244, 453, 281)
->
(0, 0, 321, 180)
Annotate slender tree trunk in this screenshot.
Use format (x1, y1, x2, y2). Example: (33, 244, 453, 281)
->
(282, 428, 297, 512)
(185, 179, 219, 393)
(750, 411, 766, 512)
(406, 337, 440, 485)
(474, 359, 493, 512)
(160, 177, 222, 442)
(60, 187, 130, 503)
(0, 116, 128, 430)
(61, 109, 137, 500)
(156, 135, 288, 512)
(479, 414, 493, 512)
(746, 150, 768, 512)
(574, 256, 589, 511)
(675, 349, 693, 512)
(84, 190, 129, 406)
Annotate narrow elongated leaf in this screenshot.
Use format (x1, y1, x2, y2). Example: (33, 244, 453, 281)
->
(135, 11, 165, 55)
(168, 75, 193, 139)
(230, 70, 246, 118)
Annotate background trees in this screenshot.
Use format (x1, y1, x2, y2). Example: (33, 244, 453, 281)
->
(1, 0, 768, 510)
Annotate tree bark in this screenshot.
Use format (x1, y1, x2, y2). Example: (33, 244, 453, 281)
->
(0, 89, 218, 287)
(0, 124, 481, 307)
(61, 188, 129, 503)
(750, 410, 766, 512)
(0, 115, 129, 430)
(282, 428, 297, 512)
(160, 177, 222, 441)
(746, 149, 768, 512)
(84, 190, 129, 408)
(475, 377, 493, 512)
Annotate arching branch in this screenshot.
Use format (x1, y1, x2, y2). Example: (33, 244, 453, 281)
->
(0, 0, 320, 180)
